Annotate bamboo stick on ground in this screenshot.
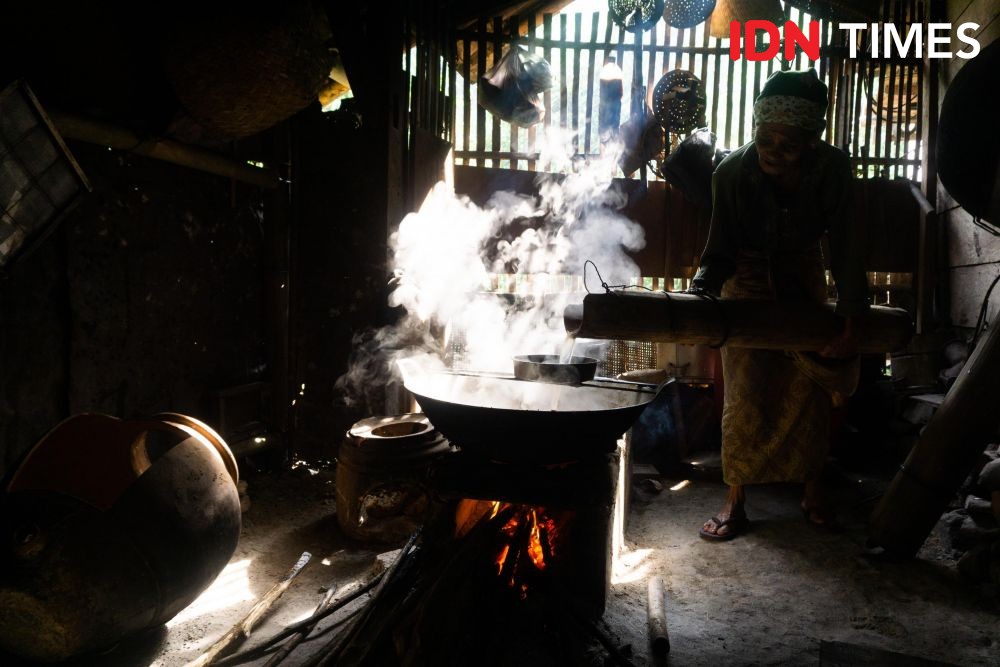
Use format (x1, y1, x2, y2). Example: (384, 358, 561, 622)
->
(186, 551, 312, 667)
(646, 576, 670, 656)
(264, 572, 382, 667)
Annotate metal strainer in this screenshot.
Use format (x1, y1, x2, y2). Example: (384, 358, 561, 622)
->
(608, 0, 666, 32)
(652, 69, 706, 134)
(662, 0, 716, 29)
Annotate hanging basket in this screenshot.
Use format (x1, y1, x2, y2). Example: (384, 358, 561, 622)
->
(708, 0, 785, 38)
(160, 2, 336, 139)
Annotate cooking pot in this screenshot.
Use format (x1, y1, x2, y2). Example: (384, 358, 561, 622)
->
(512, 354, 598, 384)
(404, 372, 668, 463)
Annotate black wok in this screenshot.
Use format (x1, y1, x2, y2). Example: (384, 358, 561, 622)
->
(404, 372, 666, 462)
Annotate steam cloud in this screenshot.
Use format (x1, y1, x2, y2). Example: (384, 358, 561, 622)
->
(334, 134, 646, 414)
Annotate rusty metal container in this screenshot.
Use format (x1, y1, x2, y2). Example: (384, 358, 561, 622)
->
(335, 414, 451, 542)
(0, 413, 240, 662)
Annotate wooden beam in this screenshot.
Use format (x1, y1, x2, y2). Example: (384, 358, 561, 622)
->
(49, 111, 280, 189)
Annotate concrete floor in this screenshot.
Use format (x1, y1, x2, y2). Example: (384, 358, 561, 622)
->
(25, 456, 1000, 667)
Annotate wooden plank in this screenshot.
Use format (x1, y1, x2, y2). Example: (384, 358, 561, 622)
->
(560, 13, 568, 131)
(572, 12, 582, 154)
(724, 36, 735, 148)
(492, 16, 503, 168)
(698, 21, 709, 106)
(736, 51, 748, 147)
(947, 262, 1000, 327)
(584, 11, 599, 157)
(510, 16, 521, 171)
(448, 24, 457, 146)
(454, 29, 735, 54)
(600, 9, 615, 153)
(543, 13, 553, 138)
(476, 17, 487, 168)
(944, 206, 1000, 267)
(527, 12, 537, 171)
(463, 36, 471, 156)
(710, 24, 721, 136)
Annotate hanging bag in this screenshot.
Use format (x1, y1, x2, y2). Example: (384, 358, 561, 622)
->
(479, 46, 552, 127)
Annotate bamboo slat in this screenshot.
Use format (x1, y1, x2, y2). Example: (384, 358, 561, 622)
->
(449, 2, 922, 179)
(492, 16, 502, 169)
(510, 15, 521, 171)
(584, 12, 599, 156)
(476, 17, 487, 167)
(572, 13, 582, 154)
(527, 12, 537, 171)
(463, 37, 471, 154)
(560, 14, 568, 132)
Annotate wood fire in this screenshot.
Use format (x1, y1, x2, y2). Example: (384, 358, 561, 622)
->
(455, 499, 568, 598)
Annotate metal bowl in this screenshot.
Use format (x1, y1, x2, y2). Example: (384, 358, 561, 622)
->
(512, 354, 598, 385)
(405, 372, 661, 462)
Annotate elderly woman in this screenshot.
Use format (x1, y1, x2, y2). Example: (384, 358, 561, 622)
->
(690, 69, 869, 540)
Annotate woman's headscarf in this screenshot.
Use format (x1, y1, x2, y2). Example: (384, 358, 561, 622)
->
(753, 69, 829, 133)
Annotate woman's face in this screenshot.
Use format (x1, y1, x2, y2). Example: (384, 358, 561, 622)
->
(754, 123, 816, 178)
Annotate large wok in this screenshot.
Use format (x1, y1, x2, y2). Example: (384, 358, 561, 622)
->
(404, 372, 664, 462)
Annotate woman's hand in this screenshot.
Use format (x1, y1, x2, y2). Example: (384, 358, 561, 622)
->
(819, 316, 858, 359)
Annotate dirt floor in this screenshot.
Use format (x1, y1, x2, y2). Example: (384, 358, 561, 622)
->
(24, 453, 999, 667)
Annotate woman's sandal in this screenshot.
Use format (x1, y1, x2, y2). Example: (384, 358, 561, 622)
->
(699, 515, 750, 541)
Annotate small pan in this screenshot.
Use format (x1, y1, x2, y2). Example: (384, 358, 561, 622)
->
(512, 354, 598, 385)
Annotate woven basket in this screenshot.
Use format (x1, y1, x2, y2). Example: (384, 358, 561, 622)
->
(161, 2, 336, 138)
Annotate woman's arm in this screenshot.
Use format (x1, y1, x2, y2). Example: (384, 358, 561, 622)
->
(690, 165, 740, 295)
(822, 152, 869, 358)
(827, 154, 870, 318)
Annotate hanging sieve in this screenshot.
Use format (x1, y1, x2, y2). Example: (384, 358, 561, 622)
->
(662, 0, 716, 29)
(608, 0, 666, 33)
(651, 69, 706, 134)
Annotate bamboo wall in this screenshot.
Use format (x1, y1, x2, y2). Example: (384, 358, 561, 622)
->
(451, 0, 927, 181)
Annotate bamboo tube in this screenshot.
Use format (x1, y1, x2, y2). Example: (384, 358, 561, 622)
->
(564, 292, 912, 353)
(647, 576, 670, 655)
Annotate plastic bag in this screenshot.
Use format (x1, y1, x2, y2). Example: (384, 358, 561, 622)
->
(479, 47, 552, 127)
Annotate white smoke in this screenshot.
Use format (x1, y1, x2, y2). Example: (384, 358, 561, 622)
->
(335, 133, 645, 411)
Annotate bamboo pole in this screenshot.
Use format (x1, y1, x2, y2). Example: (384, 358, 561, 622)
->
(869, 224, 1000, 557)
(564, 292, 912, 353)
(646, 576, 670, 655)
(49, 111, 280, 189)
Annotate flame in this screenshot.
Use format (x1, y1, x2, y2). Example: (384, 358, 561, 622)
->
(495, 544, 511, 575)
(526, 509, 546, 570)
(455, 500, 573, 598)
